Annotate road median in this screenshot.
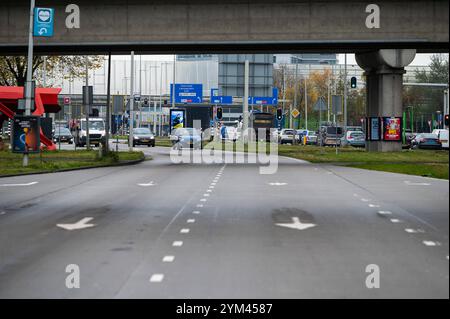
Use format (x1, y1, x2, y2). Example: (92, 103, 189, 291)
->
(0, 149, 145, 178)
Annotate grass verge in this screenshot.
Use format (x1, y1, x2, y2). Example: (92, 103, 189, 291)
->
(0, 149, 144, 177)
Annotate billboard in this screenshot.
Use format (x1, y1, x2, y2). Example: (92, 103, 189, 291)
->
(382, 117, 402, 141)
(12, 116, 41, 153)
(170, 109, 186, 132)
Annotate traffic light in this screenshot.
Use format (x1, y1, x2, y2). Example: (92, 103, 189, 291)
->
(350, 77, 357, 89)
(217, 107, 223, 120)
(143, 98, 149, 106)
(276, 108, 283, 121)
(445, 114, 449, 127)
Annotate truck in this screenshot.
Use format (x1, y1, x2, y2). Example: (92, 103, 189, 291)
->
(249, 112, 275, 142)
(319, 125, 344, 146)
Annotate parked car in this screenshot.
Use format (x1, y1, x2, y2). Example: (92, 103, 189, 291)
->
(170, 128, 203, 149)
(279, 129, 297, 144)
(432, 129, 449, 149)
(305, 131, 318, 145)
(411, 133, 442, 150)
(130, 127, 155, 147)
(53, 127, 74, 144)
(341, 131, 365, 148)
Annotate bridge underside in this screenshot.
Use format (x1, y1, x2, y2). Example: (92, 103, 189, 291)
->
(0, 0, 448, 55)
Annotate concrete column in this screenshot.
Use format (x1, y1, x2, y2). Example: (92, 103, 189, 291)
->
(356, 49, 416, 152)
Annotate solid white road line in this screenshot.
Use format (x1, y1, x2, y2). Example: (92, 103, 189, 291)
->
(149, 274, 164, 282)
(172, 241, 183, 247)
(0, 181, 38, 187)
(162, 256, 175, 262)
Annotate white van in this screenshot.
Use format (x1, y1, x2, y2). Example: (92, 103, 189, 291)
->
(432, 129, 449, 149)
(75, 118, 106, 147)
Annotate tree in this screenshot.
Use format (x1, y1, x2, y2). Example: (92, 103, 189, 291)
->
(0, 56, 104, 87)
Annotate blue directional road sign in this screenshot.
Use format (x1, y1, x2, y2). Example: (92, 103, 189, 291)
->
(248, 87, 279, 105)
(33, 8, 55, 37)
(170, 84, 203, 104)
(210, 89, 233, 104)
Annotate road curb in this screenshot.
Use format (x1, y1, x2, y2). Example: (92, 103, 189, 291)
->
(0, 157, 145, 179)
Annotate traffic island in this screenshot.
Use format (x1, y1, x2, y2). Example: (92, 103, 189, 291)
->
(0, 149, 145, 177)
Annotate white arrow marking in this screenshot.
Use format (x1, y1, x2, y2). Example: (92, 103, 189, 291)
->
(268, 182, 288, 186)
(138, 181, 156, 187)
(404, 181, 431, 186)
(275, 217, 317, 231)
(57, 217, 95, 231)
(0, 181, 38, 187)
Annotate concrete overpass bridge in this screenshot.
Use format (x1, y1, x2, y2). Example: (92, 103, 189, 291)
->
(0, 0, 448, 151)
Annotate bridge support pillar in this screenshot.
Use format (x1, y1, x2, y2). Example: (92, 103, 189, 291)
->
(356, 49, 416, 152)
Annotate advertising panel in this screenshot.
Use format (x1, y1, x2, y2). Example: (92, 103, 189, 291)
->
(170, 109, 185, 132)
(12, 116, 41, 153)
(382, 117, 402, 141)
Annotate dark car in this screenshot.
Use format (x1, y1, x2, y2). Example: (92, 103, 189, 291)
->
(130, 128, 155, 147)
(411, 133, 442, 150)
(53, 127, 74, 144)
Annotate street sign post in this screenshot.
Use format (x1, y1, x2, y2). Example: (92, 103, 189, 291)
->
(33, 7, 54, 37)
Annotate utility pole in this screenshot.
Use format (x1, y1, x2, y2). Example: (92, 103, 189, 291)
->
(129, 51, 135, 151)
(294, 62, 298, 130)
(105, 53, 112, 153)
(85, 56, 90, 150)
(344, 53, 348, 131)
(243, 60, 249, 136)
(23, 0, 36, 167)
(172, 55, 176, 109)
(304, 77, 308, 130)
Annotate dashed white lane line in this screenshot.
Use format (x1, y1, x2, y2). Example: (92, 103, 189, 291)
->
(0, 211, 6, 216)
(211, 183, 216, 186)
(196, 204, 204, 208)
(353, 193, 359, 197)
(405, 228, 419, 233)
(203, 193, 210, 197)
(192, 211, 200, 215)
(404, 181, 431, 186)
(162, 256, 175, 263)
(206, 190, 212, 193)
(423, 241, 440, 247)
(150, 274, 164, 282)
(180, 228, 190, 234)
(0, 181, 39, 187)
(390, 219, 402, 223)
(187, 219, 195, 223)
(368, 204, 380, 208)
(172, 241, 183, 247)
(378, 211, 392, 216)
(200, 198, 207, 202)
(209, 186, 215, 189)
(360, 198, 370, 202)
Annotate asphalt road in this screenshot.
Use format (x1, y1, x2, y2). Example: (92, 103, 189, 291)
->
(0, 145, 448, 298)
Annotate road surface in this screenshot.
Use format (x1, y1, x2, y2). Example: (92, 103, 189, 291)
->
(0, 146, 448, 298)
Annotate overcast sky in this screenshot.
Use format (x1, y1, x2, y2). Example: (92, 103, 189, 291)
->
(113, 53, 446, 66)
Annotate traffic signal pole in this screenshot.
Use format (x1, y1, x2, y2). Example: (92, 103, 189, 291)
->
(129, 51, 135, 151)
